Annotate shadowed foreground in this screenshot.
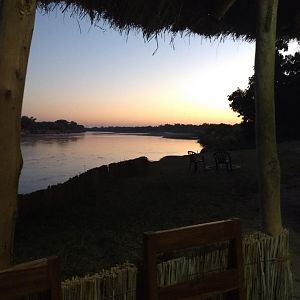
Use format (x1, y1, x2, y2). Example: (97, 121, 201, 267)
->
(14, 142, 300, 290)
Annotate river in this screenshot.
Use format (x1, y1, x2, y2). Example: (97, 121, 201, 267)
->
(20, 132, 201, 194)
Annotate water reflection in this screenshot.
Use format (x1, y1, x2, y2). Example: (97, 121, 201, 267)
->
(21, 133, 84, 146)
(20, 132, 201, 194)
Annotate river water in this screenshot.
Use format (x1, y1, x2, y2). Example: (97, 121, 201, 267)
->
(19, 132, 201, 194)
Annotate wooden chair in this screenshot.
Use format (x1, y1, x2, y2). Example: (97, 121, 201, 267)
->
(0, 256, 62, 300)
(188, 151, 206, 171)
(213, 151, 232, 171)
(143, 219, 245, 300)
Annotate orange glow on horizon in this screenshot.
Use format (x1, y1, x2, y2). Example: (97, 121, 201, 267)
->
(26, 100, 240, 127)
(23, 79, 241, 127)
(23, 13, 253, 128)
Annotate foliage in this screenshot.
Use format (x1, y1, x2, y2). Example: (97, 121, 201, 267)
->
(91, 123, 251, 150)
(197, 123, 253, 151)
(90, 124, 203, 134)
(228, 77, 255, 123)
(21, 116, 85, 133)
(228, 41, 300, 142)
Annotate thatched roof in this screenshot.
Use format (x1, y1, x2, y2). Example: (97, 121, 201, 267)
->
(38, 1, 300, 41)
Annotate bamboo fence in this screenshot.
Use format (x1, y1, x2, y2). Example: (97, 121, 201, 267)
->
(243, 230, 293, 300)
(61, 263, 137, 300)
(25, 230, 293, 300)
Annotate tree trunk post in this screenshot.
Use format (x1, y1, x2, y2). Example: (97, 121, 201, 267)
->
(0, 0, 36, 268)
(255, 0, 283, 235)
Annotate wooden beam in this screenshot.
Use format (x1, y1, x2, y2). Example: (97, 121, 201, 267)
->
(144, 219, 240, 253)
(0, 257, 62, 299)
(211, 0, 237, 21)
(143, 219, 245, 300)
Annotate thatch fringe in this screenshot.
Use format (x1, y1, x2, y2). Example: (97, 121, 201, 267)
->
(37, 0, 300, 41)
(24, 231, 293, 300)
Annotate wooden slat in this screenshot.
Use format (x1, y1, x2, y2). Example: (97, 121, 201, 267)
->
(0, 257, 49, 274)
(145, 219, 240, 253)
(144, 234, 159, 300)
(143, 219, 245, 300)
(0, 260, 50, 297)
(0, 256, 62, 300)
(227, 223, 245, 299)
(158, 269, 238, 300)
(48, 257, 62, 299)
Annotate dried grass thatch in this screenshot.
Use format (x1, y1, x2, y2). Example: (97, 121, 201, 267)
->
(61, 263, 137, 300)
(157, 229, 293, 299)
(243, 230, 293, 300)
(37, 0, 300, 41)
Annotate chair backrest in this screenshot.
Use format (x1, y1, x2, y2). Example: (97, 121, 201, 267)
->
(187, 151, 196, 155)
(0, 256, 62, 300)
(214, 151, 231, 163)
(143, 219, 245, 300)
(188, 151, 197, 163)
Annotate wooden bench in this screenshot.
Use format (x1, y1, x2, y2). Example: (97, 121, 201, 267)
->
(143, 219, 245, 300)
(0, 256, 62, 300)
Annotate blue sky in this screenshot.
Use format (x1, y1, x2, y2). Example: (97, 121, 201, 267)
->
(23, 9, 257, 126)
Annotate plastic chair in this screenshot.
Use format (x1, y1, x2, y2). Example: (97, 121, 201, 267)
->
(188, 151, 206, 171)
(213, 151, 232, 171)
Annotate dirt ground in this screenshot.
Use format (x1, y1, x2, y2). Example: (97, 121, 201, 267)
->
(14, 141, 300, 297)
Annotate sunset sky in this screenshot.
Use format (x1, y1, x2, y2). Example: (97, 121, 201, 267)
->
(22, 9, 258, 127)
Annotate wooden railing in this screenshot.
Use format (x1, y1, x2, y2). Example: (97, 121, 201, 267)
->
(0, 256, 62, 300)
(0, 223, 293, 299)
(143, 219, 245, 300)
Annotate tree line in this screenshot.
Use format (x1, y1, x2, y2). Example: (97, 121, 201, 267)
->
(21, 116, 85, 133)
(90, 124, 205, 134)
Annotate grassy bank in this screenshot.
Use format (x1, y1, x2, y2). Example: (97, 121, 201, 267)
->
(14, 141, 300, 281)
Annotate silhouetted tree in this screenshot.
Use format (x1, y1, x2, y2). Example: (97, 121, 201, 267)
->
(228, 41, 300, 141)
(21, 117, 85, 133)
(21, 116, 36, 131)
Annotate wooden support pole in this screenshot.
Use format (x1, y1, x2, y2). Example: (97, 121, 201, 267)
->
(0, 0, 36, 268)
(255, 0, 283, 235)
